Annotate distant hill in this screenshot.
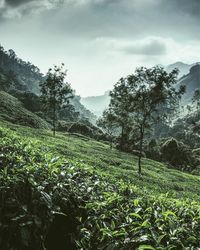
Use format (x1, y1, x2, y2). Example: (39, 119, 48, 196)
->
(166, 62, 193, 78)
(70, 95, 97, 124)
(81, 91, 110, 117)
(0, 91, 50, 129)
(166, 61, 200, 77)
(176, 64, 200, 105)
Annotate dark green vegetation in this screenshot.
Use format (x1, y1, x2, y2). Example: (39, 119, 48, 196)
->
(0, 91, 50, 129)
(40, 64, 74, 136)
(97, 65, 200, 175)
(1, 121, 200, 249)
(99, 66, 186, 174)
(0, 46, 43, 94)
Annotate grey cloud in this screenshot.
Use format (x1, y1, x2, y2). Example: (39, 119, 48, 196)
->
(122, 39, 167, 56)
(5, 0, 34, 7)
(0, 0, 63, 19)
(48, 0, 200, 41)
(0, 0, 199, 96)
(0, 0, 200, 41)
(1, 0, 200, 18)
(163, 0, 200, 18)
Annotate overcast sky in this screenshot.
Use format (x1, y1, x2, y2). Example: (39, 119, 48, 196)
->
(0, 0, 200, 96)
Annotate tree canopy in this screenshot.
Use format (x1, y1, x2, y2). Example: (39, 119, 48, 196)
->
(100, 66, 185, 174)
(40, 64, 74, 136)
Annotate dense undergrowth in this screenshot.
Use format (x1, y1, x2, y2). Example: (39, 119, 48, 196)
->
(0, 124, 200, 249)
(0, 91, 50, 129)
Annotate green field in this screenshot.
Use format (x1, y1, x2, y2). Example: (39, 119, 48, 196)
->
(1, 120, 200, 249)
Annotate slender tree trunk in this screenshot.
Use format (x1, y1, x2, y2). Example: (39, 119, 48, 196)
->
(138, 126, 144, 175)
(120, 125, 124, 151)
(53, 104, 56, 137)
(110, 134, 113, 149)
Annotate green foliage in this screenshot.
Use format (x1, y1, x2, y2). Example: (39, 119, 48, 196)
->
(66, 122, 105, 140)
(192, 88, 200, 111)
(106, 66, 185, 174)
(0, 124, 200, 249)
(0, 45, 96, 126)
(68, 122, 93, 135)
(0, 91, 50, 129)
(11, 90, 42, 113)
(40, 64, 74, 136)
(0, 70, 14, 92)
(97, 109, 119, 148)
(160, 138, 199, 171)
(169, 110, 200, 148)
(0, 45, 43, 94)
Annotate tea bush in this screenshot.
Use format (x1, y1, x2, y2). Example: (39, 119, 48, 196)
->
(0, 126, 200, 249)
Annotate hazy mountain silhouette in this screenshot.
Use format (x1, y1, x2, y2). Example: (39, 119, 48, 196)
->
(81, 91, 110, 117)
(177, 63, 200, 104)
(166, 62, 193, 77)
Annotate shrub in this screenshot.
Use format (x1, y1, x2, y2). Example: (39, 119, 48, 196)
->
(145, 139, 161, 161)
(67, 122, 106, 141)
(132, 149, 146, 158)
(160, 138, 196, 170)
(68, 122, 93, 136)
(193, 148, 200, 157)
(1, 127, 200, 249)
(57, 120, 72, 132)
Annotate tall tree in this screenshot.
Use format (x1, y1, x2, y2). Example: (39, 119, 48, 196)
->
(107, 66, 185, 174)
(97, 109, 117, 149)
(109, 78, 131, 150)
(126, 66, 185, 174)
(40, 64, 74, 136)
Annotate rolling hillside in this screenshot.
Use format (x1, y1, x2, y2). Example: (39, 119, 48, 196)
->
(0, 120, 200, 249)
(2, 120, 200, 199)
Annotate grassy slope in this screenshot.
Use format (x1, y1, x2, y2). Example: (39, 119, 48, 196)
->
(1, 119, 200, 202)
(1, 121, 200, 249)
(0, 91, 50, 129)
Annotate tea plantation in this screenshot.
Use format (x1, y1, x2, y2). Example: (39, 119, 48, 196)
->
(0, 121, 200, 249)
